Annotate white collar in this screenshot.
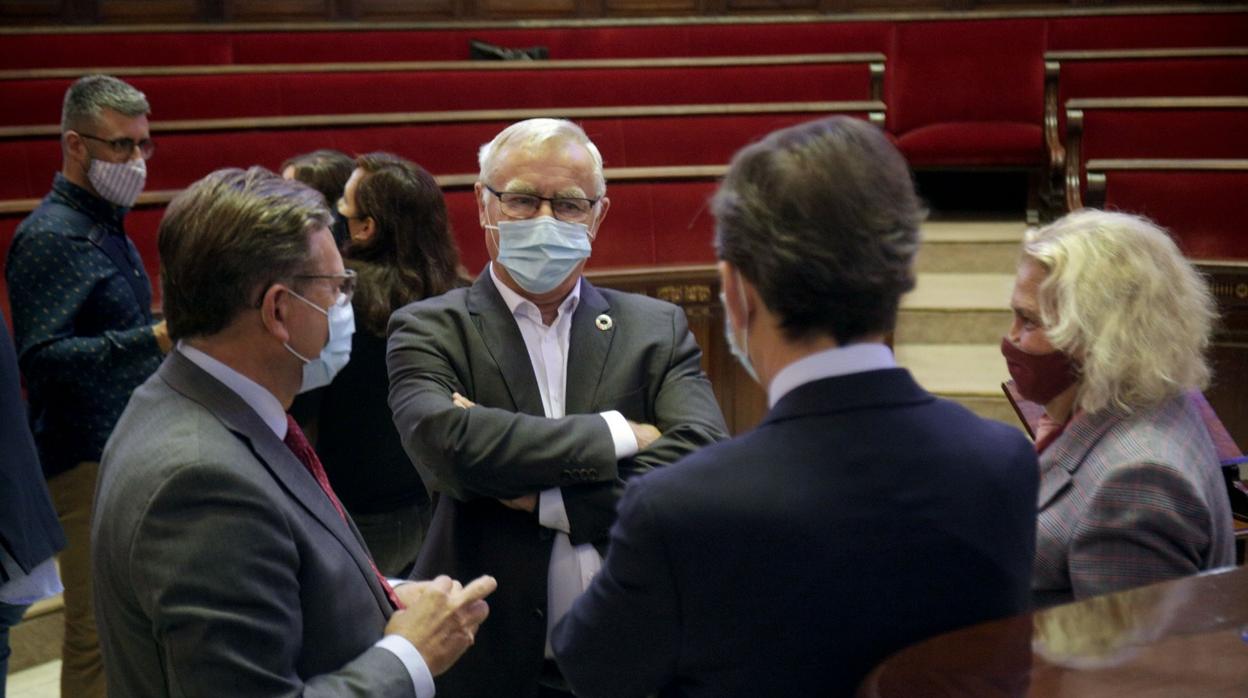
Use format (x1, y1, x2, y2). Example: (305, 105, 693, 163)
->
(488, 262, 581, 323)
(178, 342, 289, 439)
(767, 343, 896, 408)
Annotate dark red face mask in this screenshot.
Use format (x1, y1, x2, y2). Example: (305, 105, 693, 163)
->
(1000, 336, 1080, 406)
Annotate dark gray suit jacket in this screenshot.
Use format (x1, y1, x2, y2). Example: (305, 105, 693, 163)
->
(93, 348, 416, 698)
(387, 272, 727, 697)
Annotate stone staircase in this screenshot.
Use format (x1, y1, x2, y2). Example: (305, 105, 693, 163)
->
(894, 218, 1026, 429)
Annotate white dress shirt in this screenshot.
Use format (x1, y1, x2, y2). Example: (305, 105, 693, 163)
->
(487, 264, 638, 656)
(767, 343, 897, 408)
(179, 343, 435, 698)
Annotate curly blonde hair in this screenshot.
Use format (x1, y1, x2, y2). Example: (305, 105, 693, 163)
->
(1022, 210, 1215, 414)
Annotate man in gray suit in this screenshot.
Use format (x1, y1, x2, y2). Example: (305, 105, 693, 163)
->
(93, 167, 496, 698)
(387, 118, 728, 697)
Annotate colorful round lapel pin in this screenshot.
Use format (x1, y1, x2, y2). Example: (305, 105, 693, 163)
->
(595, 314, 613, 331)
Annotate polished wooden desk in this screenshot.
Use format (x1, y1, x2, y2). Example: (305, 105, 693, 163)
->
(858, 565, 1248, 697)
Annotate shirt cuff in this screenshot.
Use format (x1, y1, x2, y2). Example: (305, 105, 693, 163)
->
(539, 488, 571, 534)
(375, 634, 436, 698)
(600, 410, 638, 460)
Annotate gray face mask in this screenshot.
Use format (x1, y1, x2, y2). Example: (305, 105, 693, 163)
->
(283, 290, 355, 393)
(721, 272, 759, 384)
(87, 157, 146, 208)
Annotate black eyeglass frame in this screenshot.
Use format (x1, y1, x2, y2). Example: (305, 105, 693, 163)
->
(78, 132, 156, 160)
(485, 185, 600, 222)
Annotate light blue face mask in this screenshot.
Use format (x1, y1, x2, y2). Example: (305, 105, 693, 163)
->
(284, 290, 355, 393)
(489, 216, 592, 295)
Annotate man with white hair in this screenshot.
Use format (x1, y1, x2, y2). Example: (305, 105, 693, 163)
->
(387, 118, 728, 697)
(5, 74, 171, 698)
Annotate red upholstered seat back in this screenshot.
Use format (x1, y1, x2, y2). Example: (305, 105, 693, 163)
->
(0, 111, 860, 201)
(1079, 109, 1248, 168)
(1047, 13, 1248, 50)
(0, 62, 872, 127)
(887, 19, 1046, 135)
(0, 23, 893, 69)
(1055, 58, 1248, 144)
(1102, 169, 1248, 260)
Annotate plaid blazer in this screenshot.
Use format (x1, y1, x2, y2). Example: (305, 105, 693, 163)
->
(1033, 393, 1236, 606)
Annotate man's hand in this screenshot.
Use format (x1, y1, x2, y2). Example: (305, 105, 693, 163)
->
(152, 319, 173, 354)
(452, 392, 476, 409)
(385, 575, 497, 676)
(628, 421, 661, 451)
(499, 493, 538, 512)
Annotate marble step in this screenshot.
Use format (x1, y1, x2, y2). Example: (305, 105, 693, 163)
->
(897, 273, 1015, 344)
(8, 595, 63, 674)
(893, 343, 1022, 431)
(916, 220, 1027, 274)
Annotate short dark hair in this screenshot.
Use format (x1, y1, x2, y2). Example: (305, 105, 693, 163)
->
(712, 116, 924, 344)
(159, 167, 332, 340)
(347, 152, 467, 336)
(281, 149, 354, 207)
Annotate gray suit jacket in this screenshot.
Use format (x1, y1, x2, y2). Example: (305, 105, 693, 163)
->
(387, 272, 727, 697)
(1033, 393, 1236, 607)
(92, 348, 416, 698)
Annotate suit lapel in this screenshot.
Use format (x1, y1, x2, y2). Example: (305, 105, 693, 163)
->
(466, 270, 546, 415)
(1035, 408, 1121, 509)
(565, 280, 613, 415)
(159, 350, 393, 615)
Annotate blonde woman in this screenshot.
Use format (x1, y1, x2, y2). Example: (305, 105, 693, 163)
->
(1002, 209, 1235, 606)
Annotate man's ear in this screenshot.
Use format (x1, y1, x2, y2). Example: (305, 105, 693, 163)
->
(718, 260, 750, 330)
(474, 181, 489, 229)
(588, 196, 610, 241)
(258, 284, 293, 344)
(63, 131, 88, 166)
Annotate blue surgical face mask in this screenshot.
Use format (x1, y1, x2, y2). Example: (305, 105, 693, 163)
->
(284, 290, 355, 393)
(721, 271, 759, 384)
(488, 216, 592, 295)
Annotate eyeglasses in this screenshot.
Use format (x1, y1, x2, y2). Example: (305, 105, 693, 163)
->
(294, 269, 357, 306)
(335, 198, 366, 222)
(485, 185, 599, 223)
(79, 132, 156, 160)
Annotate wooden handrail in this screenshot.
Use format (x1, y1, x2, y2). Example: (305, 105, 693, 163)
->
(1066, 96, 1248, 110)
(0, 164, 729, 215)
(0, 100, 886, 140)
(0, 53, 886, 80)
(1046, 47, 1248, 61)
(1086, 158, 1248, 171)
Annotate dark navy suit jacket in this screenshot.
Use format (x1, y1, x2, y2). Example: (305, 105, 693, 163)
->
(0, 311, 65, 581)
(554, 368, 1039, 698)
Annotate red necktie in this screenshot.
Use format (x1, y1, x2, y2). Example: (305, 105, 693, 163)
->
(284, 414, 404, 610)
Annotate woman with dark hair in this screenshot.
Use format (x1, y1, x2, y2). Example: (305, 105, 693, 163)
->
(293, 152, 467, 576)
(282, 149, 354, 247)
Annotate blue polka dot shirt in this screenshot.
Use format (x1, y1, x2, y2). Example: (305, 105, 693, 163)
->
(5, 174, 162, 478)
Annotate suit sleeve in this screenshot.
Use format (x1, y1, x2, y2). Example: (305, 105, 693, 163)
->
(1067, 461, 1213, 599)
(126, 462, 416, 698)
(552, 479, 680, 698)
(387, 305, 618, 501)
(561, 304, 728, 546)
